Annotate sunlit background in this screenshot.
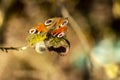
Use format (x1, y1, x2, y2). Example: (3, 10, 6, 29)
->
(0, 0, 120, 80)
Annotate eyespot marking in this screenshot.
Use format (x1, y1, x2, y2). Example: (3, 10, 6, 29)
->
(44, 19, 53, 26)
(29, 28, 37, 34)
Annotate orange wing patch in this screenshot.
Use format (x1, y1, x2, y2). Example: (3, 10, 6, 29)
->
(35, 23, 47, 33)
(52, 26, 67, 35)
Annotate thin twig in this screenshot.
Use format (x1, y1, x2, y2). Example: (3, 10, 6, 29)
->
(0, 47, 19, 53)
(0, 46, 28, 53)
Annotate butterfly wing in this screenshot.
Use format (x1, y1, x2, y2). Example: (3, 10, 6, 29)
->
(44, 17, 70, 56)
(27, 23, 48, 53)
(45, 37, 70, 56)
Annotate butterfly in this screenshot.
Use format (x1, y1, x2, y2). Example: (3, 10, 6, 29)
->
(27, 17, 70, 56)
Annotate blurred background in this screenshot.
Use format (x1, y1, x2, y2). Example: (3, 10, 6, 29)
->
(0, 0, 120, 80)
